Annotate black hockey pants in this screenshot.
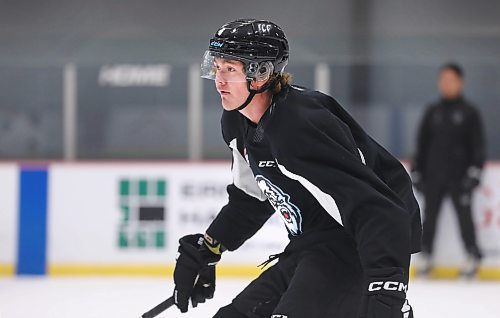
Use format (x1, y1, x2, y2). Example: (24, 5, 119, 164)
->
(213, 240, 363, 318)
(421, 182, 482, 258)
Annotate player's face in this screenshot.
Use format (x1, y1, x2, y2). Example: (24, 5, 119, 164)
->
(438, 69, 463, 100)
(213, 58, 250, 111)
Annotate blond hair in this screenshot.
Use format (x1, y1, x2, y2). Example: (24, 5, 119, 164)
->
(270, 72, 293, 94)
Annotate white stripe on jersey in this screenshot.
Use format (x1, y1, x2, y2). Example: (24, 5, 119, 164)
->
(229, 139, 267, 201)
(358, 148, 366, 165)
(277, 161, 344, 226)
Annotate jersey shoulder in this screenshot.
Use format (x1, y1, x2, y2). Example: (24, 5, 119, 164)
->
(272, 85, 339, 125)
(269, 86, 358, 153)
(461, 99, 480, 114)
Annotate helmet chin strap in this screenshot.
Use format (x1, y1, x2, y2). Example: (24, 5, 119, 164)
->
(234, 79, 274, 111)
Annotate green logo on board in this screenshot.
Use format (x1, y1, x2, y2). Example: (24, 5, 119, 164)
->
(118, 178, 167, 249)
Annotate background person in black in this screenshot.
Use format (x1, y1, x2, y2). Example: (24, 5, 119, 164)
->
(172, 19, 421, 318)
(412, 63, 486, 277)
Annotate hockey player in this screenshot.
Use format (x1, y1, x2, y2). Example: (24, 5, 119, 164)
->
(172, 19, 422, 318)
(412, 63, 485, 277)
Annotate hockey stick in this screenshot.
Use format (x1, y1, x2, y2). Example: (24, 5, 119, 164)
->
(141, 296, 174, 318)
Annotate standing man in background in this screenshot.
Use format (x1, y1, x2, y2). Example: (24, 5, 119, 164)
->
(412, 62, 486, 278)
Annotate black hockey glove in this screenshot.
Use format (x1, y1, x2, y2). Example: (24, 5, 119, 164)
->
(462, 176, 480, 191)
(359, 269, 413, 318)
(173, 233, 223, 313)
(462, 166, 481, 191)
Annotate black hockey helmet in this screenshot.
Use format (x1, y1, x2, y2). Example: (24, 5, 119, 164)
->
(201, 19, 289, 82)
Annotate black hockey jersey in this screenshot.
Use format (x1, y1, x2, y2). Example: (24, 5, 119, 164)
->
(207, 85, 422, 275)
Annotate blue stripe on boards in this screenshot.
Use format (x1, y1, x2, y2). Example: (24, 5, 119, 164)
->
(17, 166, 49, 275)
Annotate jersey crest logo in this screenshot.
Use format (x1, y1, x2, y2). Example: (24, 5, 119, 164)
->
(256, 175, 303, 236)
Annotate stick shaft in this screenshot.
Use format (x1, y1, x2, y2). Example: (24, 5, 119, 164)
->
(142, 296, 175, 318)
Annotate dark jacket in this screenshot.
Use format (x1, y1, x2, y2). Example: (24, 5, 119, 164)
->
(414, 96, 486, 185)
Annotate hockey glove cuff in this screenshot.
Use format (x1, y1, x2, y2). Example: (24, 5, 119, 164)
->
(360, 268, 413, 318)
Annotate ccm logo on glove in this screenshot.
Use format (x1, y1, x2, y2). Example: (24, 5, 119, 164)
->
(368, 281, 407, 293)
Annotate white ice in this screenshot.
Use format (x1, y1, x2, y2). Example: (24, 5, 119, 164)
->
(1, 277, 499, 318)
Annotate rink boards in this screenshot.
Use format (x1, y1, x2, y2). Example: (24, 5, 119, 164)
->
(0, 163, 17, 275)
(1, 161, 500, 279)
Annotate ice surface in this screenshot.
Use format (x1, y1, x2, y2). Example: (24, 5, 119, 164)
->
(1, 277, 499, 318)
